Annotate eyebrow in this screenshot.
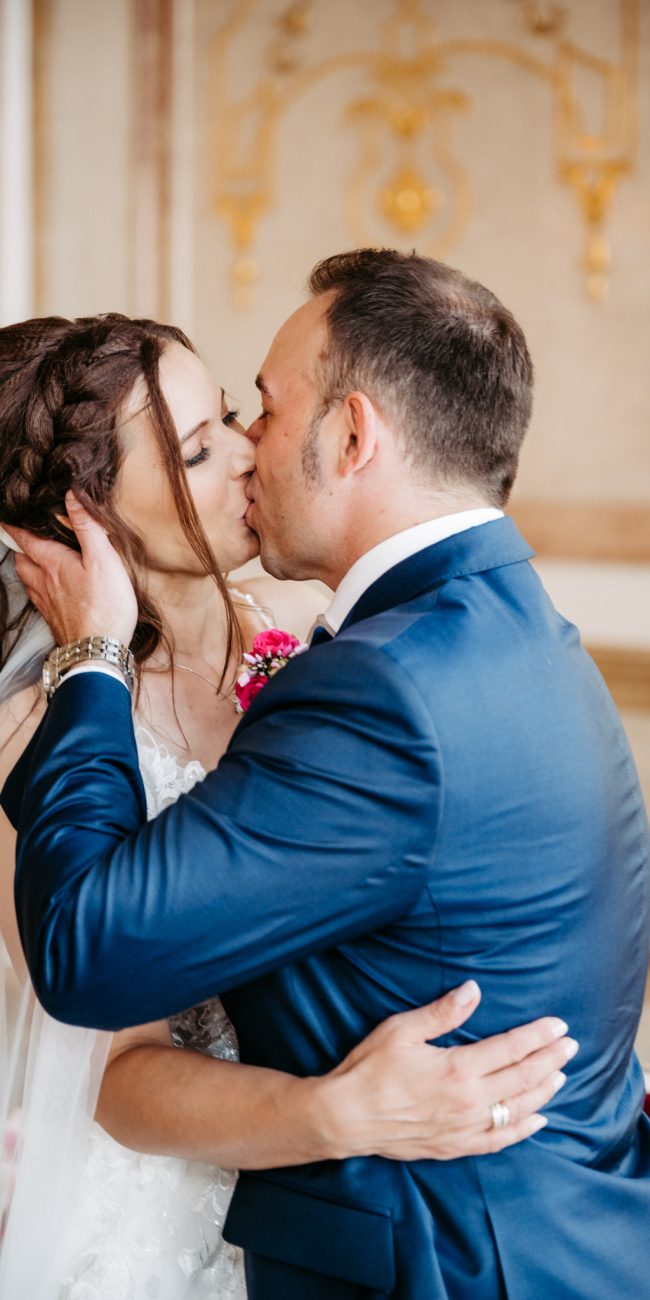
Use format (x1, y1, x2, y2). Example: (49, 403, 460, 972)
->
(180, 419, 209, 447)
(179, 388, 229, 445)
(255, 373, 272, 399)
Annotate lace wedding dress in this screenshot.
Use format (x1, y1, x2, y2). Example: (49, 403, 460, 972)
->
(55, 725, 247, 1300)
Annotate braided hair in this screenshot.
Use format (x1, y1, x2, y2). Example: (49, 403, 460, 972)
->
(0, 313, 242, 685)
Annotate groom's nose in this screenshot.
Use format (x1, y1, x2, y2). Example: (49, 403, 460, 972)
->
(245, 415, 263, 445)
(233, 429, 256, 472)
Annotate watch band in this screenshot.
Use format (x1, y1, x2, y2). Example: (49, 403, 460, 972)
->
(42, 636, 135, 699)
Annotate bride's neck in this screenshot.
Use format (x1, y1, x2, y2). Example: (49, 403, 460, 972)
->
(144, 568, 230, 663)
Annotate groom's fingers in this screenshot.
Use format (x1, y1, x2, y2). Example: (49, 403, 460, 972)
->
(2, 524, 64, 565)
(14, 552, 49, 605)
(6, 496, 137, 644)
(63, 491, 110, 558)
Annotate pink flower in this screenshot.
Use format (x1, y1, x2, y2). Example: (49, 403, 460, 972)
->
(234, 627, 308, 713)
(235, 674, 268, 712)
(252, 628, 304, 659)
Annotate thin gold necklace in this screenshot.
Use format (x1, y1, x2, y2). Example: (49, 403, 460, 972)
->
(175, 662, 222, 693)
(146, 658, 223, 694)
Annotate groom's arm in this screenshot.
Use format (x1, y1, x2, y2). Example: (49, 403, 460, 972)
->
(12, 639, 439, 1029)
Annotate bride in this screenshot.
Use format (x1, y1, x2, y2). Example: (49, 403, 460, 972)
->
(0, 311, 388, 1299)
(0, 313, 564, 1299)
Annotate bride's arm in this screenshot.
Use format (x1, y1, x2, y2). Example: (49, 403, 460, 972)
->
(0, 687, 45, 982)
(97, 989, 571, 1168)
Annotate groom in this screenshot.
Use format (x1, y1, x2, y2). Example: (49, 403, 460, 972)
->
(5, 249, 650, 1298)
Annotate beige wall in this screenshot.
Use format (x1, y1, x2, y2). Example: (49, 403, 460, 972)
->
(2, 0, 650, 1060)
(26, 0, 650, 493)
(3, 0, 649, 774)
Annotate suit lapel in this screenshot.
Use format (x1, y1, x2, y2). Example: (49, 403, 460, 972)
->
(339, 516, 535, 633)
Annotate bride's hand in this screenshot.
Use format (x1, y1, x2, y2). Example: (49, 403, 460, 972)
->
(315, 982, 576, 1161)
(5, 493, 138, 648)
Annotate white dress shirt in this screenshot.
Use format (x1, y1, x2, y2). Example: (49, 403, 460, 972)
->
(319, 508, 503, 635)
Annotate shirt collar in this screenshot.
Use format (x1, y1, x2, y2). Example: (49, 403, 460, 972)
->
(322, 509, 504, 634)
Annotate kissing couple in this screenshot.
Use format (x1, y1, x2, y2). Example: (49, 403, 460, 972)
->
(1, 249, 649, 1299)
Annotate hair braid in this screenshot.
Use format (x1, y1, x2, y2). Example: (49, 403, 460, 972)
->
(0, 313, 242, 684)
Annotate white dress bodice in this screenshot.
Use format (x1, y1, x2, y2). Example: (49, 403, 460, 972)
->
(58, 728, 246, 1300)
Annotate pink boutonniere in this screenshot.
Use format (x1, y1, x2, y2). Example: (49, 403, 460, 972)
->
(235, 628, 309, 713)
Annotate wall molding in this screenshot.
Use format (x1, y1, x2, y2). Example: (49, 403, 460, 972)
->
(129, 0, 174, 319)
(588, 644, 650, 711)
(31, 0, 53, 315)
(511, 500, 650, 563)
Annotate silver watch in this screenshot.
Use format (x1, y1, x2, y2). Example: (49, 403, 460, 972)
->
(42, 636, 135, 699)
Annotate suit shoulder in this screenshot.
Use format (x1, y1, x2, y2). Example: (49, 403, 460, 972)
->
(249, 628, 434, 742)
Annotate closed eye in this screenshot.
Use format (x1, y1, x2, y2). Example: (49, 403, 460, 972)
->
(184, 446, 210, 468)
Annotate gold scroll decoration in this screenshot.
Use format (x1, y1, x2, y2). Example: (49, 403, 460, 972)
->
(211, 0, 639, 307)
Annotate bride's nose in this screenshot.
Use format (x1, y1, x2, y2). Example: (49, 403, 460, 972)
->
(232, 428, 256, 474)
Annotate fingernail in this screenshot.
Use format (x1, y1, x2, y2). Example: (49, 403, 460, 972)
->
(550, 1019, 569, 1038)
(451, 980, 480, 1007)
(551, 1071, 567, 1092)
(529, 1115, 548, 1133)
(563, 1038, 579, 1060)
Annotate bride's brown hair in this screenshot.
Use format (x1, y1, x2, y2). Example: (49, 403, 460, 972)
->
(0, 312, 242, 687)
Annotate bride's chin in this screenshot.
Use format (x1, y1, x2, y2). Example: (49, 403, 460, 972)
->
(241, 528, 261, 560)
(220, 531, 260, 571)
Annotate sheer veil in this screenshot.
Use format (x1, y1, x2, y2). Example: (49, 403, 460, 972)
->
(0, 541, 111, 1298)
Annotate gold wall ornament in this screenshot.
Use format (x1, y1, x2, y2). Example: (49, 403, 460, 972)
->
(210, 0, 639, 307)
(345, 18, 474, 257)
(554, 7, 638, 303)
(379, 166, 441, 234)
(517, 2, 568, 38)
(267, 1, 313, 77)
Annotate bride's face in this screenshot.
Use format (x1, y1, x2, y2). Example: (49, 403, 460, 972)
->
(113, 342, 258, 575)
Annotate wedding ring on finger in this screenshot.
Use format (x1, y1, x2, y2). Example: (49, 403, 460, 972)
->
(490, 1100, 511, 1130)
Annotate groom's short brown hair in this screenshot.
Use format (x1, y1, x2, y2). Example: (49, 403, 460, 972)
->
(308, 248, 533, 506)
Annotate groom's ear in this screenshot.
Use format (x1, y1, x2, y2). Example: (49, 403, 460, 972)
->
(336, 392, 379, 479)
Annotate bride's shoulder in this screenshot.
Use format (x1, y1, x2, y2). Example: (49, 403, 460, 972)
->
(0, 683, 45, 737)
(0, 685, 46, 779)
(233, 575, 326, 644)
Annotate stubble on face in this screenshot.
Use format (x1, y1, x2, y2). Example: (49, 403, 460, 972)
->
(300, 401, 326, 487)
(250, 298, 335, 579)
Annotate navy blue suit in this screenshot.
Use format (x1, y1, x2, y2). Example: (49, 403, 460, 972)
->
(5, 518, 650, 1298)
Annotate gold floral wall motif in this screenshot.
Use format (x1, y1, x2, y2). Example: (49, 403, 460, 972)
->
(211, 0, 639, 307)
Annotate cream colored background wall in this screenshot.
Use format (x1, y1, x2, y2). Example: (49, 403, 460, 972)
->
(192, 0, 650, 517)
(1, 8, 649, 613)
(21, 0, 650, 510)
(1, 0, 649, 1061)
(2, 0, 649, 731)
(29, 0, 133, 314)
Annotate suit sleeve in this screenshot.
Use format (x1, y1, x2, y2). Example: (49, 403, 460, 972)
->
(11, 639, 441, 1029)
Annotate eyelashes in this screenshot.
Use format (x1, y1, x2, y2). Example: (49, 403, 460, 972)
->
(184, 446, 210, 468)
(183, 407, 241, 469)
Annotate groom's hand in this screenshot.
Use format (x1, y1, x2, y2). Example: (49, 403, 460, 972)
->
(5, 493, 138, 647)
(319, 982, 576, 1161)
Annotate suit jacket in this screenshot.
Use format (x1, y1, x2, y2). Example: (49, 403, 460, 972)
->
(5, 518, 650, 1299)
